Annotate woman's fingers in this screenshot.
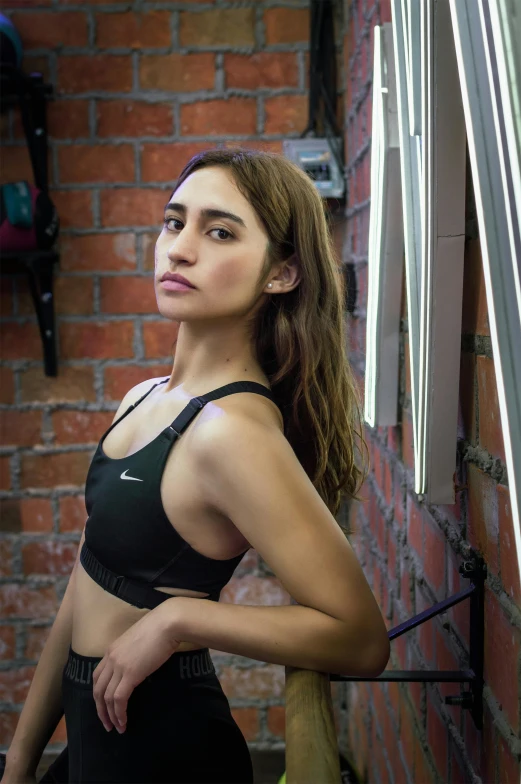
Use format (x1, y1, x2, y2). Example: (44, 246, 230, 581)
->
(93, 664, 115, 731)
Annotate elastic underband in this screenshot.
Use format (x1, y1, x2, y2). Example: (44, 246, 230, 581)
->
(63, 645, 216, 689)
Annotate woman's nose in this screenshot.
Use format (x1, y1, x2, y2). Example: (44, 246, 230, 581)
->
(167, 227, 197, 264)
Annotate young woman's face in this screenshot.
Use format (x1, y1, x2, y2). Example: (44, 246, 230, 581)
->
(154, 166, 271, 324)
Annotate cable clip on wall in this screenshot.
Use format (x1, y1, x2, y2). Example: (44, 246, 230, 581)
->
(330, 554, 487, 730)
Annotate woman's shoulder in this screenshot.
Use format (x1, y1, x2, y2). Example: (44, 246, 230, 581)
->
(205, 385, 283, 432)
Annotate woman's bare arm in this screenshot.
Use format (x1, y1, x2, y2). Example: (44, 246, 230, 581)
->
(4, 528, 85, 778)
(4, 378, 159, 778)
(158, 412, 390, 678)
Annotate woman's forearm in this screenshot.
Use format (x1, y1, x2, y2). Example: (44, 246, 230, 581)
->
(159, 596, 389, 678)
(5, 574, 76, 777)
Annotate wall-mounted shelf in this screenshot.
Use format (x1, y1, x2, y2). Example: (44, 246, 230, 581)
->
(330, 555, 486, 730)
(1, 250, 59, 376)
(1, 65, 60, 377)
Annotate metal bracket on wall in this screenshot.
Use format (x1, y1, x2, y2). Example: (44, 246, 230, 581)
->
(1, 250, 59, 376)
(330, 554, 486, 730)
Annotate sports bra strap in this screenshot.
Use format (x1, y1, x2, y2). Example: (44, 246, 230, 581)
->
(169, 381, 276, 437)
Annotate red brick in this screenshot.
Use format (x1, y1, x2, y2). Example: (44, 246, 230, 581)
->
(0, 626, 16, 660)
(0, 500, 21, 533)
(467, 464, 499, 575)
(0, 145, 46, 185)
(0, 368, 14, 405)
(25, 626, 51, 661)
(263, 7, 309, 44)
(180, 99, 257, 136)
(20, 498, 54, 533)
(0, 457, 12, 491)
(52, 410, 113, 445)
(0, 584, 57, 619)
(264, 95, 307, 134)
(59, 233, 136, 272)
(97, 100, 174, 138)
(103, 364, 172, 402)
(139, 53, 215, 92)
(222, 139, 283, 155)
(100, 276, 157, 314)
(221, 575, 290, 606)
(0, 711, 19, 748)
(58, 144, 135, 184)
(143, 321, 179, 359)
(20, 452, 92, 490)
(413, 736, 434, 783)
(423, 519, 445, 592)
(498, 734, 521, 784)
(219, 665, 285, 700)
(179, 8, 254, 48)
(46, 100, 90, 140)
(19, 275, 93, 317)
(100, 188, 167, 228)
(484, 589, 520, 732)
(50, 189, 93, 229)
(96, 11, 171, 49)
(10, 12, 88, 48)
(141, 142, 210, 182)
(461, 239, 490, 335)
(58, 55, 132, 94)
(0, 410, 43, 447)
(224, 53, 298, 89)
(59, 495, 87, 533)
(266, 705, 285, 739)
(0, 665, 36, 704)
(426, 703, 448, 781)
(59, 0, 127, 4)
(0, 540, 13, 577)
(20, 366, 96, 404)
(0, 324, 42, 361)
(230, 707, 259, 741)
(498, 484, 521, 603)
(59, 320, 134, 360)
(22, 541, 77, 577)
(477, 355, 506, 462)
(407, 498, 423, 558)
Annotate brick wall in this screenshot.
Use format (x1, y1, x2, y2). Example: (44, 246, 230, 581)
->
(0, 0, 312, 760)
(334, 0, 521, 782)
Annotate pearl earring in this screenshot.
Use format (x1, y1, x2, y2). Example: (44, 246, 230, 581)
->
(267, 283, 273, 289)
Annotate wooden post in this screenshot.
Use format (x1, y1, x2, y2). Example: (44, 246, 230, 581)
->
(284, 666, 342, 784)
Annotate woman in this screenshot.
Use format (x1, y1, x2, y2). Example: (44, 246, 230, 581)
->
(4, 148, 390, 784)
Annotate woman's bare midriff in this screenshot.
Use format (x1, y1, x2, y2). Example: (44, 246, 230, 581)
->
(69, 381, 270, 659)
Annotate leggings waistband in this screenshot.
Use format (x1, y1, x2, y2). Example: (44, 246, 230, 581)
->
(63, 645, 216, 689)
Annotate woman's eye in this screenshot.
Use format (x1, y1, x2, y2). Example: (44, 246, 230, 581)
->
(210, 228, 232, 241)
(164, 217, 182, 231)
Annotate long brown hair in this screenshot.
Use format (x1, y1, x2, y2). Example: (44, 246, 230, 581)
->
(171, 148, 368, 525)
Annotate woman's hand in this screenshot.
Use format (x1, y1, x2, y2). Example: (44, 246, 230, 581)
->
(92, 603, 182, 734)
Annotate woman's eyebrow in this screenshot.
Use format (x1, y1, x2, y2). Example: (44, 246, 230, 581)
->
(163, 201, 247, 228)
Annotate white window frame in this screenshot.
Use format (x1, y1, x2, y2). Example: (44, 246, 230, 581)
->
(383, 0, 466, 503)
(365, 23, 403, 428)
(449, 0, 521, 578)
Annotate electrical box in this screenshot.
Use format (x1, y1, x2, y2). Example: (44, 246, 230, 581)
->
(282, 138, 344, 198)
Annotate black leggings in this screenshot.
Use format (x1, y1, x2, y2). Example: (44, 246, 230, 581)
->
(40, 645, 254, 784)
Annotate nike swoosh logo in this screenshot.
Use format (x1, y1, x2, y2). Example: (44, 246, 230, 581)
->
(120, 469, 143, 482)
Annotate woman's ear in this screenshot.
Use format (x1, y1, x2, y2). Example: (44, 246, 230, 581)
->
(268, 254, 301, 294)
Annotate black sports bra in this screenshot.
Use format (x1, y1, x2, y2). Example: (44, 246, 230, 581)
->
(80, 379, 278, 609)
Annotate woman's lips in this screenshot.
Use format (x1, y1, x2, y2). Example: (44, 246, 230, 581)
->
(160, 280, 195, 291)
